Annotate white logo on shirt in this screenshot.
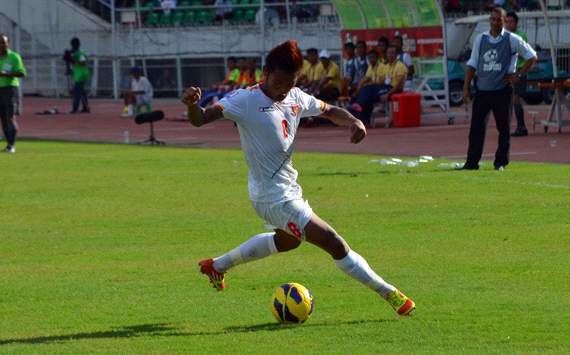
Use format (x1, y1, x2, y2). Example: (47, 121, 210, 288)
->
(482, 49, 501, 72)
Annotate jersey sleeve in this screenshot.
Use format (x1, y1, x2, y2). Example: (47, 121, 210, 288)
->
(511, 33, 537, 61)
(218, 89, 248, 123)
(295, 88, 327, 118)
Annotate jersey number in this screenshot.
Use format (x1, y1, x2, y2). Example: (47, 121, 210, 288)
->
(281, 119, 289, 139)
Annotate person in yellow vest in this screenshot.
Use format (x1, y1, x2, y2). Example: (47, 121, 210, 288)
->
(247, 57, 263, 84)
(316, 49, 341, 102)
(348, 45, 407, 126)
(353, 49, 381, 98)
(0, 33, 26, 154)
(376, 45, 408, 102)
(376, 36, 389, 64)
(298, 48, 323, 95)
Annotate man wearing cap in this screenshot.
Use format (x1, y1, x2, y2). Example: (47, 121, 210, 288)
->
(122, 67, 153, 117)
(0, 33, 26, 154)
(316, 49, 341, 102)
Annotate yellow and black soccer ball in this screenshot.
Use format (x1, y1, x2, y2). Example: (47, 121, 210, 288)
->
(270, 282, 314, 324)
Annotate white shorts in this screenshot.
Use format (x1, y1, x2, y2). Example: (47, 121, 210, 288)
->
(251, 198, 314, 240)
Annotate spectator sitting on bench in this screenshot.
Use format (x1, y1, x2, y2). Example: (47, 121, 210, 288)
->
(345, 49, 382, 125)
(393, 35, 414, 91)
(298, 48, 323, 95)
(199, 56, 240, 107)
(352, 49, 382, 99)
(348, 45, 407, 127)
(354, 41, 368, 88)
(341, 42, 357, 97)
(315, 49, 341, 103)
(377, 36, 389, 64)
(122, 67, 153, 117)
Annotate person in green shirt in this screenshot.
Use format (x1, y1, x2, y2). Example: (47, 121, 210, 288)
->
(69, 37, 90, 113)
(0, 33, 26, 153)
(505, 11, 529, 137)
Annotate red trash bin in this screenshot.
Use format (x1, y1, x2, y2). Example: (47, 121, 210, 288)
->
(390, 92, 421, 127)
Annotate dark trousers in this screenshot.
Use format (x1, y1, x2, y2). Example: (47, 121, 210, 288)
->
(0, 86, 18, 147)
(465, 88, 512, 168)
(348, 84, 391, 125)
(317, 87, 340, 103)
(72, 81, 89, 112)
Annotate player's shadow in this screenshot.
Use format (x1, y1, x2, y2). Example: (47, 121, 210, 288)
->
(0, 323, 176, 346)
(223, 318, 395, 333)
(0, 319, 395, 345)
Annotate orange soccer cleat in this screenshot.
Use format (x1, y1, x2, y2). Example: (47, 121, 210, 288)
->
(198, 258, 226, 291)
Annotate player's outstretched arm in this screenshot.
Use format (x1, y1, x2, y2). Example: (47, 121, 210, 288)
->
(320, 105, 366, 144)
(182, 86, 224, 127)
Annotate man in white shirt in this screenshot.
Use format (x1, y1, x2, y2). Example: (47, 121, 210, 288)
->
(122, 67, 153, 117)
(183, 40, 415, 316)
(461, 7, 536, 170)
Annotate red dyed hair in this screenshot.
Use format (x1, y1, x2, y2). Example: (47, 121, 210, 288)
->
(264, 40, 304, 74)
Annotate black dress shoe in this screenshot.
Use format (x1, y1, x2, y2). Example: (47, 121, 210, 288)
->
(511, 129, 528, 137)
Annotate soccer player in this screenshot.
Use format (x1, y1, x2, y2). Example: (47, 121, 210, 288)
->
(182, 40, 415, 316)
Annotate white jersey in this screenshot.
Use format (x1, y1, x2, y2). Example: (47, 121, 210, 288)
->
(218, 85, 327, 203)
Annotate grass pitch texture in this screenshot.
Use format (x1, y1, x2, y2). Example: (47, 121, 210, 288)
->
(1, 141, 569, 353)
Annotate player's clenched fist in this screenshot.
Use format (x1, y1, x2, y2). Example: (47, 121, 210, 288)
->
(182, 87, 202, 106)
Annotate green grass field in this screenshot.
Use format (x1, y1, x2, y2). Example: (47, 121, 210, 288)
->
(1, 141, 569, 353)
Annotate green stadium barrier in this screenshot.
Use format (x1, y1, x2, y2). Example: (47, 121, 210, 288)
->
(145, 11, 160, 26)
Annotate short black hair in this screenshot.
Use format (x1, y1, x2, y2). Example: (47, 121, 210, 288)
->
(228, 56, 237, 62)
(130, 66, 143, 75)
(367, 49, 379, 57)
(71, 37, 80, 49)
(306, 48, 318, 55)
(377, 36, 389, 47)
(506, 11, 519, 23)
(344, 42, 355, 50)
(356, 40, 367, 48)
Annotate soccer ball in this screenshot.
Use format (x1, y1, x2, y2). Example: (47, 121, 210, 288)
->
(270, 282, 314, 324)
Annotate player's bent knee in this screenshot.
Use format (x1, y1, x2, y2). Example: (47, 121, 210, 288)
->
(274, 230, 301, 252)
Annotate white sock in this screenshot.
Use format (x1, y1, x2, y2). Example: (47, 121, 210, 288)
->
(335, 249, 396, 298)
(213, 233, 278, 273)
